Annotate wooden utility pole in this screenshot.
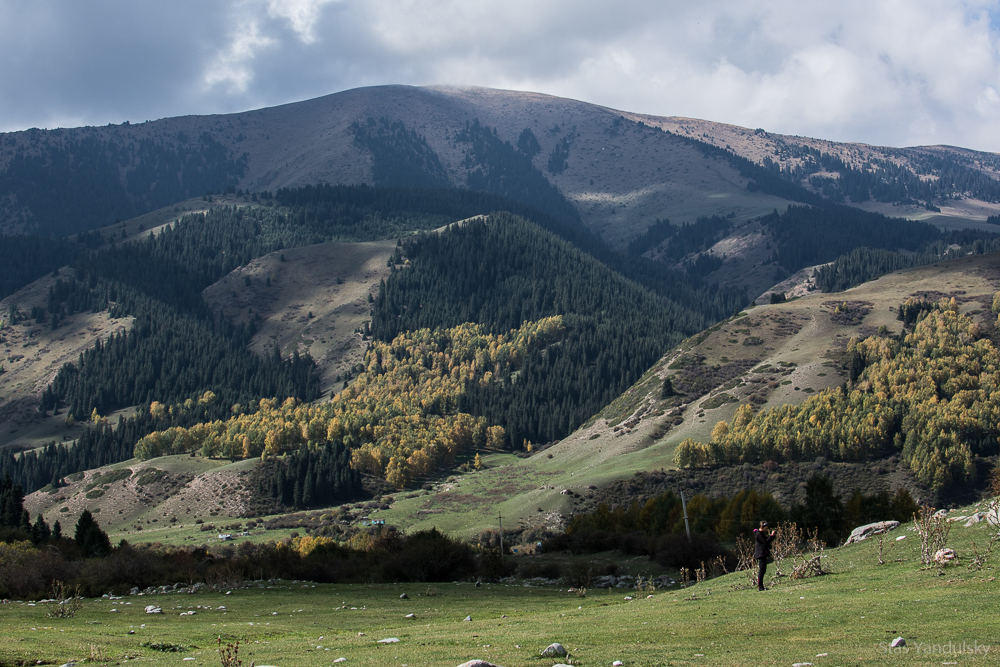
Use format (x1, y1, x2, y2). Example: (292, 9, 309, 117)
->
(680, 491, 691, 543)
(498, 511, 504, 558)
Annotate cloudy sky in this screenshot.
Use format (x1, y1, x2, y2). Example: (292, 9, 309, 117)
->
(2, 0, 999, 151)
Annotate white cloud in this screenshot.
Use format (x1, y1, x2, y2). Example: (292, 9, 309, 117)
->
(267, 0, 338, 44)
(204, 17, 276, 93)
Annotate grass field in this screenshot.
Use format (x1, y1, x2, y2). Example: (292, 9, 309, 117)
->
(3, 504, 997, 667)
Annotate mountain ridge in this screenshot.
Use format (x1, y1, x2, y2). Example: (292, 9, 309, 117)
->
(4, 84, 999, 242)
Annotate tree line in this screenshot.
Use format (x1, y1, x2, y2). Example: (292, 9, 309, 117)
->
(131, 318, 562, 487)
(0, 131, 247, 236)
(255, 441, 363, 509)
(675, 298, 1000, 491)
(560, 475, 921, 551)
(371, 213, 741, 446)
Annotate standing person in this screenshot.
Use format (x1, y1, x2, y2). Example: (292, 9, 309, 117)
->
(753, 520, 776, 591)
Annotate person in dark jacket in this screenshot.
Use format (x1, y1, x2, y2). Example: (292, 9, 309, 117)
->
(753, 520, 776, 591)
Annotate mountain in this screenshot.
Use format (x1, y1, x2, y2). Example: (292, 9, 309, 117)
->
(19, 250, 1000, 545)
(4, 85, 999, 242)
(4, 85, 1000, 545)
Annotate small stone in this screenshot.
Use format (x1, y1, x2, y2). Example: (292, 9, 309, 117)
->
(334, 659, 346, 663)
(891, 637, 906, 648)
(792, 663, 813, 667)
(405, 613, 416, 619)
(127, 630, 135, 635)
(377, 637, 400, 643)
(613, 661, 624, 666)
(456, 661, 502, 667)
(463, 615, 472, 621)
(399, 593, 409, 599)
(144, 605, 162, 614)
(540, 643, 568, 658)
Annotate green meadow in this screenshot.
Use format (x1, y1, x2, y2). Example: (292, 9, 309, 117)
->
(3, 505, 997, 667)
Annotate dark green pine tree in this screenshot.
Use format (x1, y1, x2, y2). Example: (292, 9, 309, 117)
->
(303, 460, 316, 507)
(74, 509, 111, 557)
(31, 513, 51, 544)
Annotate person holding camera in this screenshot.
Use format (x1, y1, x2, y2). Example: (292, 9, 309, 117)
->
(754, 520, 776, 591)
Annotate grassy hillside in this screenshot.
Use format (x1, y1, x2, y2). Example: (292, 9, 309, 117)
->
(370, 251, 1000, 537)
(19, 251, 1000, 544)
(2, 501, 997, 667)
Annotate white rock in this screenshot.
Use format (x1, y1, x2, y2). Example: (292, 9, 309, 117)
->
(144, 605, 162, 614)
(334, 659, 347, 663)
(964, 512, 987, 527)
(934, 548, 957, 563)
(891, 637, 906, 648)
(540, 643, 568, 658)
(792, 663, 813, 667)
(405, 613, 416, 619)
(463, 615, 472, 621)
(613, 661, 624, 666)
(377, 637, 400, 643)
(399, 593, 409, 599)
(895, 536, 906, 541)
(455, 661, 502, 667)
(843, 520, 900, 545)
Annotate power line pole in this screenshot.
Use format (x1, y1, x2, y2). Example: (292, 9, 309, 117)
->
(680, 491, 691, 543)
(497, 510, 504, 559)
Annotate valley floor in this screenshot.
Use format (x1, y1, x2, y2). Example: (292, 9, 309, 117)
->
(2, 504, 997, 667)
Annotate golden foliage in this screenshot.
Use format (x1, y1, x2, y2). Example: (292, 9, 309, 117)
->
(679, 302, 993, 490)
(134, 317, 566, 488)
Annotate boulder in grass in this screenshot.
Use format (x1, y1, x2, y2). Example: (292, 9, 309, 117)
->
(144, 605, 162, 614)
(843, 521, 899, 545)
(934, 548, 956, 564)
(377, 637, 400, 644)
(399, 593, 409, 600)
(456, 661, 504, 667)
(891, 637, 906, 648)
(540, 643, 568, 658)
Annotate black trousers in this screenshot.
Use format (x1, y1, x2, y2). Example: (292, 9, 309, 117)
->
(756, 557, 767, 589)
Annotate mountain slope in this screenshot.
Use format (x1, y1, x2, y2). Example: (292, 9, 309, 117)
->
(5, 85, 997, 245)
(372, 251, 1000, 536)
